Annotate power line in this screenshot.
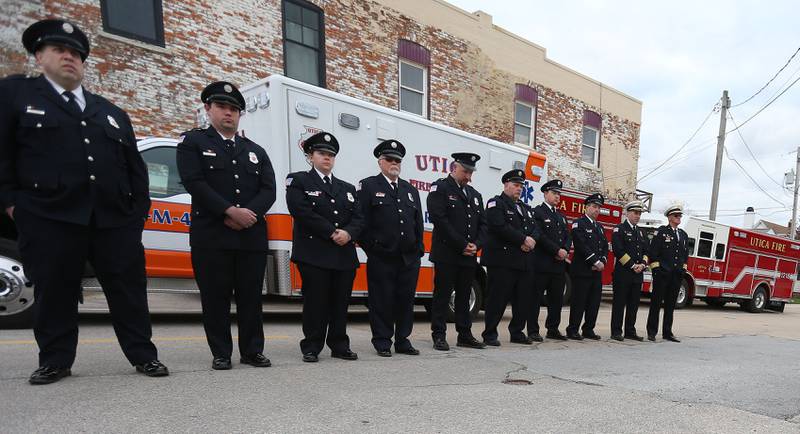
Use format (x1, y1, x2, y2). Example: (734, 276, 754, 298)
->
(726, 110, 787, 190)
(726, 74, 800, 135)
(637, 103, 719, 183)
(731, 46, 800, 108)
(722, 145, 786, 207)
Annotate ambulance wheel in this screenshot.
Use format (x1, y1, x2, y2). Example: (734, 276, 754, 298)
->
(744, 286, 768, 313)
(447, 278, 483, 322)
(674, 278, 692, 309)
(0, 239, 35, 329)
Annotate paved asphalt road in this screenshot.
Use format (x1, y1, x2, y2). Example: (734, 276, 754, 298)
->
(1, 296, 799, 433)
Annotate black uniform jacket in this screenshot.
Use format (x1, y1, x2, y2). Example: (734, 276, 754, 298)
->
(426, 175, 487, 267)
(648, 225, 689, 275)
(286, 169, 364, 270)
(0, 74, 149, 227)
(532, 202, 572, 274)
(570, 215, 609, 278)
(611, 220, 649, 277)
(357, 174, 424, 265)
(176, 126, 276, 250)
(481, 192, 540, 271)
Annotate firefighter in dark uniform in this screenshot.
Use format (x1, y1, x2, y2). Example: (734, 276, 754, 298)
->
(481, 169, 541, 346)
(357, 139, 424, 357)
(610, 200, 648, 341)
(0, 19, 168, 384)
(286, 132, 364, 362)
(176, 81, 276, 370)
(530, 179, 571, 341)
(646, 204, 689, 342)
(566, 193, 609, 340)
(427, 152, 488, 351)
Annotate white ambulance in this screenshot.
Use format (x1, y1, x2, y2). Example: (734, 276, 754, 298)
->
(1, 74, 578, 327)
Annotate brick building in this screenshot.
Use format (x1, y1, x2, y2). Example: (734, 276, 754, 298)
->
(2, 0, 642, 198)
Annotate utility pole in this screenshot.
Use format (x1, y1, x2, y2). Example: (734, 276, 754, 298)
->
(709, 90, 730, 221)
(790, 146, 800, 240)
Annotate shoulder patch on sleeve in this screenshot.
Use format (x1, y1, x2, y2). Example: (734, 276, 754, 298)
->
(356, 181, 362, 191)
(487, 199, 496, 209)
(613, 227, 619, 232)
(285, 176, 293, 186)
(430, 185, 437, 192)
(572, 222, 578, 229)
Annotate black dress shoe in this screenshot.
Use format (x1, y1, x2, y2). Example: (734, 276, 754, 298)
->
(457, 336, 487, 349)
(664, 335, 681, 343)
(396, 347, 420, 355)
(647, 335, 656, 342)
(582, 332, 601, 340)
(625, 334, 645, 342)
(433, 338, 450, 351)
(135, 360, 169, 377)
(29, 366, 71, 385)
(611, 334, 624, 341)
(484, 338, 501, 346)
(212, 357, 232, 370)
(566, 332, 584, 340)
(302, 353, 319, 363)
(331, 350, 358, 360)
(528, 333, 544, 343)
(241, 353, 272, 367)
(376, 349, 392, 357)
(546, 330, 568, 341)
(509, 337, 531, 345)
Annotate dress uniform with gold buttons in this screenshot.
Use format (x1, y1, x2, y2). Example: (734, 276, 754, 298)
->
(0, 19, 167, 384)
(286, 132, 364, 362)
(531, 179, 571, 340)
(176, 81, 276, 369)
(646, 204, 689, 342)
(566, 193, 608, 340)
(610, 200, 648, 341)
(357, 139, 424, 357)
(480, 169, 541, 346)
(427, 152, 488, 350)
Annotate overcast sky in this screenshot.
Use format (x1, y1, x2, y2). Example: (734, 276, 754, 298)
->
(447, 0, 800, 228)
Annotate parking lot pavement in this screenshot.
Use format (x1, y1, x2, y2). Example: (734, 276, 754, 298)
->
(1, 300, 799, 433)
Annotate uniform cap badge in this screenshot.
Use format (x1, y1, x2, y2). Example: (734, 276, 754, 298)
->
(224, 84, 233, 93)
(62, 22, 74, 34)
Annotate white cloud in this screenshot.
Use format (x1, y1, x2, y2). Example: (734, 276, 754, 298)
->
(447, 0, 800, 228)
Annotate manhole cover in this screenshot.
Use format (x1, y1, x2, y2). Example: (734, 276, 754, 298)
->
(502, 379, 532, 386)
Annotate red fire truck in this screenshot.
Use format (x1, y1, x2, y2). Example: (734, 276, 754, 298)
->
(640, 216, 798, 313)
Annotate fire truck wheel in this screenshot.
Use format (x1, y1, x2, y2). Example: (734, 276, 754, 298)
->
(0, 239, 35, 329)
(744, 286, 768, 313)
(674, 278, 692, 309)
(447, 277, 483, 322)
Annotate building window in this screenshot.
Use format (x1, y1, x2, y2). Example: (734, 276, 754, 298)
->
(398, 40, 430, 118)
(514, 84, 537, 147)
(582, 110, 601, 166)
(283, 0, 325, 87)
(100, 0, 165, 47)
(399, 60, 427, 117)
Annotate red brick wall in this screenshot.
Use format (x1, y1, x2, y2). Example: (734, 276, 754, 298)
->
(1, 0, 640, 198)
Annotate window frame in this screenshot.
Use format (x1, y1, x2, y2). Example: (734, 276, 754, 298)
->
(281, 0, 326, 87)
(398, 59, 428, 118)
(581, 125, 600, 166)
(513, 100, 536, 148)
(100, 0, 165, 47)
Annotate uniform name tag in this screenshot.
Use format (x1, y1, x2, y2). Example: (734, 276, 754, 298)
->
(506, 210, 514, 215)
(375, 192, 385, 198)
(203, 150, 217, 157)
(26, 107, 45, 115)
(544, 219, 551, 223)
(306, 190, 321, 197)
(448, 195, 458, 201)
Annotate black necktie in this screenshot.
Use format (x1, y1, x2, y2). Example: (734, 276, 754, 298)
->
(62, 91, 82, 114)
(224, 139, 235, 151)
(391, 181, 397, 192)
(323, 175, 331, 186)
